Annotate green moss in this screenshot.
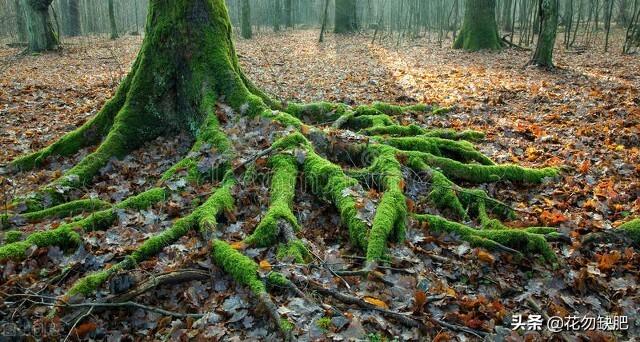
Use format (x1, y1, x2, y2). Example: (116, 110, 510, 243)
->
(619, 219, 640, 243)
(246, 155, 299, 247)
(405, 150, 558, 184)
(364, 147, 407, 261)
(0, 226, 81, 260)
(279, 318, 294, 332)
(211, 239, 266, 295)
(20, 199, 111, 223)
(286, 102, 349, 123)
(453, 0, 502, 51)
(116, 187, 166, 210)
(3, 230, 23, 244)
(302, 143, 369, 250)
(414, 214, 556, 261)
(345, 114, 394, 130)
(426, 167, 468, 220)
(316, 317, 332, 331)
(381, 136, 494, 165)
(267, 271, 290, 288)
(68, 269, 116, 296)
(276, 240, 310, 263)
(196, 177, 235, 235)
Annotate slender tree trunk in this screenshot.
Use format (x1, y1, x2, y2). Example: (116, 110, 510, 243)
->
(273, 0, 281, 32)
(502, 0, 513, 30)
(241, 0, 252, 39)
(453, 0, 502, 50)
(319, 0, 330, 42)
(22, 0, 59, 51)
(66, 0, 80, 36)
(284, 0, 292, 28)
(604, 0, 615, 51)
(334, 0, 358, 33)
(529, 0, 559, 67)
(14, 0, 27, 42)
(108, 0, 118, 39)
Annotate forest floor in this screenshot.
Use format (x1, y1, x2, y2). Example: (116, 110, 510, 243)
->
(0, 30, 639, 341)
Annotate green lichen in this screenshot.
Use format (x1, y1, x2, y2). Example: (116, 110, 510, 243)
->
(619, 219, 640, 243)
(414, 214, 556, 262)
(211, 239, 266, 295)
(246, 155, 299, 247)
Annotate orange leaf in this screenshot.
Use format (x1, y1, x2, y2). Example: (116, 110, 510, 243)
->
(230, 241, 246, 250)
(477, 250, 495, 264)
(579, 159, 591, 174)
(597, 251, 621, 272)
(433, 331, 451, 342)
(540, 210, 568, 226)
(363, 296, 389, 309)
(259, 260, 272, 271)
(413, 290, 427, 313)
(69, 322, 97, 339)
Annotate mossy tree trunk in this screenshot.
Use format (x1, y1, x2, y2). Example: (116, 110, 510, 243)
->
(273, 0, 281, 32)
(453, 0, 502, 51)
(240, 0, 252, 39)
(108, 0, 118, 40)
(4, 0, 575, 337)
(22, 0, 59, 51)
(14, 0, 28, 42)
(334, 0, 358, 34)
(529, 0, 559, 67)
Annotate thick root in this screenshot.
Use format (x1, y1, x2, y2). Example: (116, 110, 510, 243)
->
(1, 198, 110, 228)
(380, 136, 495, 165)
(414, 214, 557, 262)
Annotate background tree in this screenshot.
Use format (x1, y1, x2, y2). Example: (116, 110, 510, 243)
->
(284, 0, 292, 28)
(108, 0, 117, 39)
(22, 0, 59, 51)
(453, 0, 502, 51)
(241, 0, 252, 39)
(529, 0, 559, 67)
(335, 0, 359, 33)
(273, 0, 281, 32)
(66, 0, 81, 36)
(14, 0, 27, 42)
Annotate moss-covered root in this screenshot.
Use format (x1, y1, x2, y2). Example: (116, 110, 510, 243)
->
(380, 136, 495, 165)
(245, 155, 300, 247)
(302, 143, 369, 250)
(365, 147, 407, 262)
(211, 239, 293, 337)
(406, 150, 559, 184)
(67, 184, 233, 296)
(619, 219, 640, 244)
(11, 199, 112, 225)
(414, 214, 557, 262)
(363, 125, 485, 141)
(0, 188, 166, 261)
(277, 239, 311, 263)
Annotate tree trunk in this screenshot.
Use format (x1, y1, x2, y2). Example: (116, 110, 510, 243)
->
(273, 0, 281, 32)
(241, 0, 252, 39)
(108, 0, 118, 39)
(284, 0, 293, 28)
(529, 0, 559, 67)
(319, 0, 330, 42)
(334, 0, 358, 33)
(453, 0, 502, 50)
(15, 0, 28, 42)
(502, 0, 513, 31)
(22, 0, 59, 51)
(66, 0, 81, 36)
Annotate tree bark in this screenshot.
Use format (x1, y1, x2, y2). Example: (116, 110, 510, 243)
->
(241, 0, 252, 39)
(453, 0, 502, 51)
(502, 0, 513, 31)
(108, 0, 118, 39)
(273, 0, 281, 32)
(22, 0, 59, 51)
(529, 0, 559, 67)
(334, 0, 358, 33)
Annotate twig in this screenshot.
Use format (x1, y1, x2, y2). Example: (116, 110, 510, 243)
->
(307, 249, 351, 291)
(64, 306, 94, 342)
(62, 301, 202, 318)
